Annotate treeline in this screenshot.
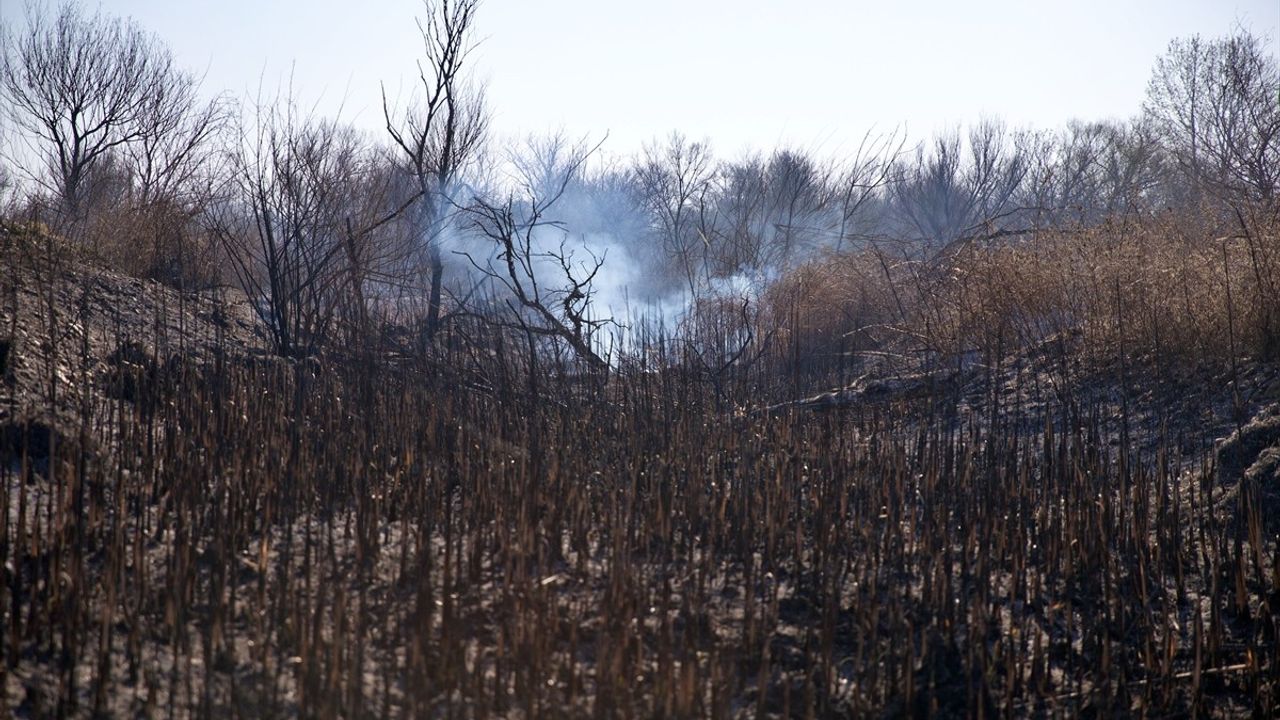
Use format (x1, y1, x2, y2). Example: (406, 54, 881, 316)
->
(2, 0, 1277, 379)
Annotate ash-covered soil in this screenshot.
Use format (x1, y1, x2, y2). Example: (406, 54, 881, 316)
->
(1, 226, 266, 455)
(1, 226, 1277, 718)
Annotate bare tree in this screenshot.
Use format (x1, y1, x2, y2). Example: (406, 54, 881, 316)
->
(1019, 119, 1165, 227)
(212, 96, 406, 357)
(691, 147, 840, 282)
(758, 148, 836, 268)
(832, 127, 906, 251)
(890, 120, 1033, 257)
(1146, 31, 1280, 205)
(635, 132, 715, 297)
(1, 2, 196, 222)
(0, 118, 18, 215)
(461, 135, 611, 367)
(121, 59, 229, 285)
(331, 152, 425, 344)
(1148, 35, 1208, 195)
(697, 153, 768, 281)
(890, 131, 966, 254)
(124, 68, 228, 211)
(382, 0, 489, 345)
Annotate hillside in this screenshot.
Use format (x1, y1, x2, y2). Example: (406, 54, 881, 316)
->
(1, 224, 265, 457)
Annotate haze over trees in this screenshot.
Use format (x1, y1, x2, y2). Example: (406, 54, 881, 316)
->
(1, 0, 1276, 366)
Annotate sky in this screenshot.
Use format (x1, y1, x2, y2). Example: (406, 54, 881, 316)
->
(2, 0, 1278, 160)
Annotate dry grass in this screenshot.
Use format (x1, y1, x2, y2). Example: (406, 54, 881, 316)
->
(765, 212, 1280, 385)
(0, 218, 1277, 718)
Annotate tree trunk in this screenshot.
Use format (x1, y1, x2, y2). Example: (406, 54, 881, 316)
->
(424, 245, 445, 344)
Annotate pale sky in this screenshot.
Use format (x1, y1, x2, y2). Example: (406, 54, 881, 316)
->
(2, 0, 1278, 158)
